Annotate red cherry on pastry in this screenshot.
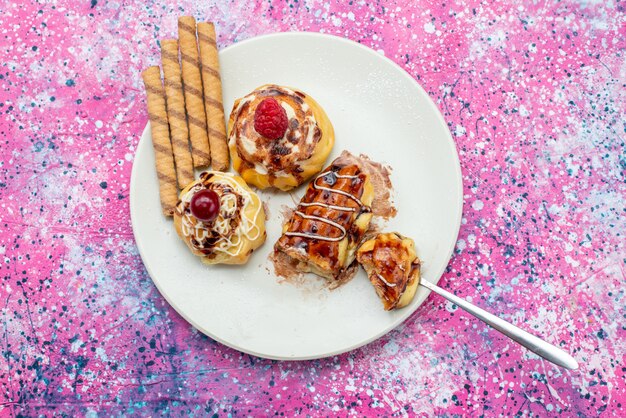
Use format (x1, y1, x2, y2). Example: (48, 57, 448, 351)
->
(190, 189, 220, 222)
(254, 97, 288, 139)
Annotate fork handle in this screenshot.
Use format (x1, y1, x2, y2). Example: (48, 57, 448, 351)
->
(419, 280, 578, 370)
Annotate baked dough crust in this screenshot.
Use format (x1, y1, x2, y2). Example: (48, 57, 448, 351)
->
(228, 84, 334, 191)
(174, 171, 266, 264)
(356, 233, 421, 310)
(274, 155, 374, 281)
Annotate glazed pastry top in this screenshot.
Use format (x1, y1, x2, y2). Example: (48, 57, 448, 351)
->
(229, 84, 324, 182)
(176, 172, 264, 259)
(356, 232, 420, 310)
(276, 159, 374, 276)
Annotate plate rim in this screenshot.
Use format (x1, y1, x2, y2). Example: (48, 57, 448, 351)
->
(130, 31, 463, 360)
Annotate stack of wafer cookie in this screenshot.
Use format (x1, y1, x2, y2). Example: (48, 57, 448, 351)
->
(141, 17, 229, 217)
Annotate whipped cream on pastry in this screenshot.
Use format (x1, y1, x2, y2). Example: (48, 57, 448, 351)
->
(228, 84, 335, 191)
(174, 171, 266, 265)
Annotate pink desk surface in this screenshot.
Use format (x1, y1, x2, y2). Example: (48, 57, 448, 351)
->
(1, 0, 624, 416)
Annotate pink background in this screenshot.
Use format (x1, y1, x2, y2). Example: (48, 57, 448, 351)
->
(1, 0, 624, 416)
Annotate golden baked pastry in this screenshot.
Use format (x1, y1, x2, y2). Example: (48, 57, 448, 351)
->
(228, 84, 334, 191)
(356, 233, 421, 310)
(174, 171, 266, 264)
(273, 154, 374, 281)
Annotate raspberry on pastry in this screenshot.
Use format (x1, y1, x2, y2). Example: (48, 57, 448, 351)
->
(253, 98, 288, 140)
(228, 84, 335, 191)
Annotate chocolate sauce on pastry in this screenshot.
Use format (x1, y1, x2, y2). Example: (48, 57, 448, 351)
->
(174, 172, 266, 265)
(273, 155, 374, 281)
(228, 84, 335, 191)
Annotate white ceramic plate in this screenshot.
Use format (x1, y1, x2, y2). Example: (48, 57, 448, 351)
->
(131, 32, 462, 360)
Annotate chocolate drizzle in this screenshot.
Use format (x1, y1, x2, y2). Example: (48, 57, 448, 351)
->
(284, 171, 366, 243)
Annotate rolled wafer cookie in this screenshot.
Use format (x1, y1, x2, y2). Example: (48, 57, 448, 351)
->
(161, 39, 195, 189)
(197, 22, 229, 171)
(141, 66, 178, 216)
(178, 16, 211, 168)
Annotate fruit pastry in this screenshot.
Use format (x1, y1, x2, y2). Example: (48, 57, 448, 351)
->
(174, 171, 266, 264)
(356, 233, 421, 310)
(273, 153, 374, 282)
(228, 84, 334, 191)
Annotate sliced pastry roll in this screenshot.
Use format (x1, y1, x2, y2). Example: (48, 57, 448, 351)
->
(356, 233, 421, 310)
(274, 155, 374, 281)
(174, 171, 266, 265)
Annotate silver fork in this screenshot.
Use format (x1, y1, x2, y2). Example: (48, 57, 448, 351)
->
(419, 279, 579, 370)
